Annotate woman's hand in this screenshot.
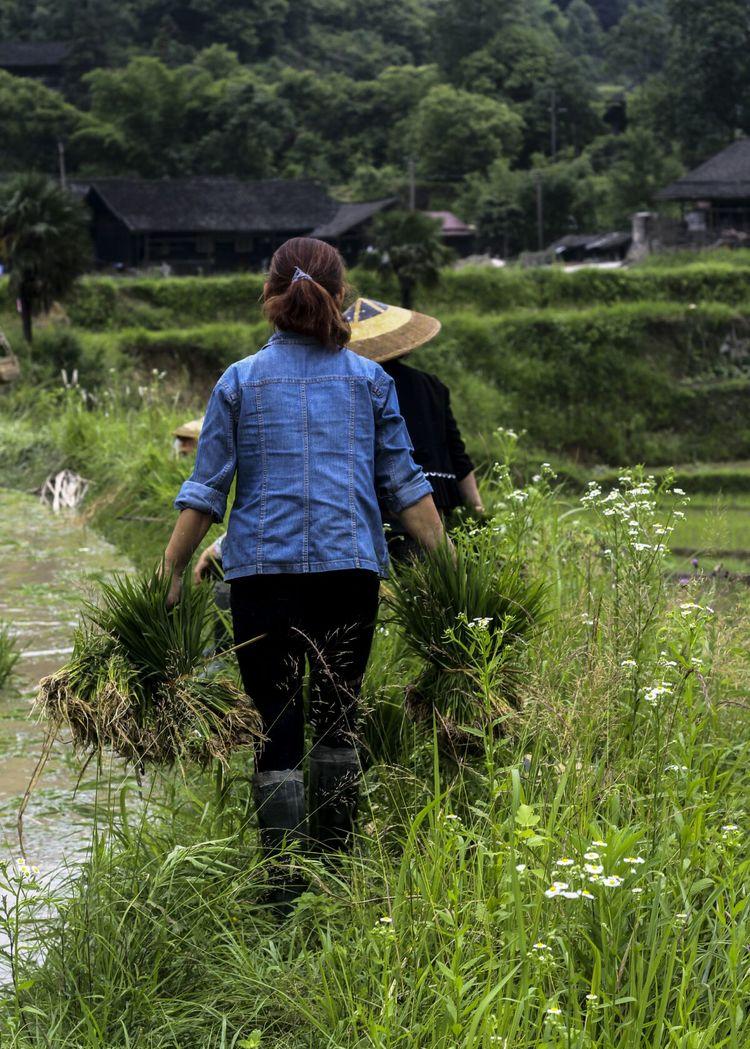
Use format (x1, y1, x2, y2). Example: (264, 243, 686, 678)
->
(193, 545, 218, 586)
(166, 573, 183, 610)
(161, 509, 214, 607)
(458, 472, 484, 516)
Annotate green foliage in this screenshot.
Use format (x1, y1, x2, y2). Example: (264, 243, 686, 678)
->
(411, 85, 523, 180)
(0, 71, 84, 173)
(2, 0, 749, 248)
(0, 174, 91, 342)
(435, 301, 750, 462)
(665, 0, 750, 162)
(367, 210, 452, 308)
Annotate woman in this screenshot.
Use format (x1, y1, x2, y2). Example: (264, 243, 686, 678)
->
(161, 238, 444, 886)
(345, 297, 483, 560)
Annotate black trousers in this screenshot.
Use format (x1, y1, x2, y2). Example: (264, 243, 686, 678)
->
(231, 570, 380, 772)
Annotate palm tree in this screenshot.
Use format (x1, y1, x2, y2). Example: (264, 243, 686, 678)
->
(0, 173, 90, 343)
(369, 210, 452, 309)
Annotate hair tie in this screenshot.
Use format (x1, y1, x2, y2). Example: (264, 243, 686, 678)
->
(291, 266, 313, 284)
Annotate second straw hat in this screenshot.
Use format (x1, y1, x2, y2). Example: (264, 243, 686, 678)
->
(344, 298, 441, 363)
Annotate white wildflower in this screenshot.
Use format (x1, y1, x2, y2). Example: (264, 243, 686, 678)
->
(602, 875, 623, 888)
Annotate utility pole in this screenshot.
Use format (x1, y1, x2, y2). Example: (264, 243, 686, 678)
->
(408, 156, 416, 211)
(550, 86, 557, 159)
(57, 139, 67, 190)
(534, 172, 544, 251)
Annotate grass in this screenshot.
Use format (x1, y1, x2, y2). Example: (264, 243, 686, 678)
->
(0, 622, 19, 692)
(0, 459, 748, 1048)
(1, 267, 750, 1044)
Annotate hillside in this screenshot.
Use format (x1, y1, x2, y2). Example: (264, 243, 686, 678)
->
(2, 0, 749, 252)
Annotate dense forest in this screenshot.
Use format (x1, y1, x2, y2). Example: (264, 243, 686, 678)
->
(2, 0, 750, 251)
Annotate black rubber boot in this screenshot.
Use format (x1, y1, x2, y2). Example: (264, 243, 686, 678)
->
(308, 745, 361, 853)
(253, 769, 307, 913)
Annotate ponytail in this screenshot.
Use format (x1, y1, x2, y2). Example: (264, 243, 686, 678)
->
(263, 237, 351, 350)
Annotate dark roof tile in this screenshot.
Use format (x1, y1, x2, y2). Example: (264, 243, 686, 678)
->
(0, 41, 70, 67)
(82, 178, 391, 236)
(658, 139, 750, 200)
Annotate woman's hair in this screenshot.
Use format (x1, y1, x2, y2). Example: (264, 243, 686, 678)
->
(264, 237, 350, 350)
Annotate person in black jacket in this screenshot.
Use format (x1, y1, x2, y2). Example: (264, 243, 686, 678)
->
(345, 297, 484, 559)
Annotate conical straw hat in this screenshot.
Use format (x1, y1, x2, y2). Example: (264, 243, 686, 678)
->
(344, 298, 441, 363)
(172, 417, 204, 440)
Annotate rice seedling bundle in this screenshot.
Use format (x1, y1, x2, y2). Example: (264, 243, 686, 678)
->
(386, 533, 546, 746)
(35, 571, 262, 767)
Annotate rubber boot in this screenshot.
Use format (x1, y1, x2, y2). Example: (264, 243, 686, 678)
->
(308, 745, 360, 853)
(253, 769, 307, 912)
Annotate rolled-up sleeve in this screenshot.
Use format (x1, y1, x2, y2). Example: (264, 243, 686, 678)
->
(174, 376, 237, 523)
(373, 373, 433, 514)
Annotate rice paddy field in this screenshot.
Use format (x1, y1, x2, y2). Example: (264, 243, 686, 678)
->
(0, 260, 749, 1047)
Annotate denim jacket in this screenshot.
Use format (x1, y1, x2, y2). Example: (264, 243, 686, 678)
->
(175, 330, 432, 578)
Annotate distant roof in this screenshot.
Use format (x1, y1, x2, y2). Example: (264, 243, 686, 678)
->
(658, 139, 750, 201)
(78, 178, 393, 237)
(550, 231, 630, 253)
(311, 199, 396, 239)
(425, 210, 476, 236)
(0, 41, 70, 67)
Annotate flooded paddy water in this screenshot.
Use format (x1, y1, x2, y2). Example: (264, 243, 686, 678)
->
(0, 489, 131, 873)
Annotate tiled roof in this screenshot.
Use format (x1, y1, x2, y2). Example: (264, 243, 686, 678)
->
(0, 41, 69, 67)
(658, 139, 750, 200)
(81, 178, 392, 236)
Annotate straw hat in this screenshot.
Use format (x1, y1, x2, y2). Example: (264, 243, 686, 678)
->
(344, 298, 441, 363)
(172, 417, 204, 440)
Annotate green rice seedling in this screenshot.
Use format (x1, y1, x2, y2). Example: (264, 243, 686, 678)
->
(35, 570, 262, 768)
(385, 530, 546, 747)
(0, 620, 19, 690)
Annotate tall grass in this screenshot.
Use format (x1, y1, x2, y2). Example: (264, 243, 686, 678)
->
(1, 445, 748, 1048)
(0, 621, 19, 691)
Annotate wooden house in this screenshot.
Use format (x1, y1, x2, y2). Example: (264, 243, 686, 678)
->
(72, 178, 395, 273)
(0, 42, 69, 88)
(657, 139, 750, 239)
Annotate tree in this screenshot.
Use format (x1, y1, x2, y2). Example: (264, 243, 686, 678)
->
(0, 71, 83, 173)
(459, 159, 527, 256)
(665, 0, 750, 160)
(605, 5, 670, 83)
(430, 0, 515, 76)
(0, 175, 90, 343)
(368, 210, 452, 309)
(563, 0, 604, 62)
(79, 57, 214, 176)
(411, 85, 523, 181)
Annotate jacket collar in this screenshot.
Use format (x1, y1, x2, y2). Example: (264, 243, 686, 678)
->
(269, 329, 321, 346)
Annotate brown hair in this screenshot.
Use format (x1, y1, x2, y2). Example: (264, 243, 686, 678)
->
(263, 237, 351, 349)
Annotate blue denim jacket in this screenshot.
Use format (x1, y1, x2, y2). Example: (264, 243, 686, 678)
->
(175, 331, 432, 578)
